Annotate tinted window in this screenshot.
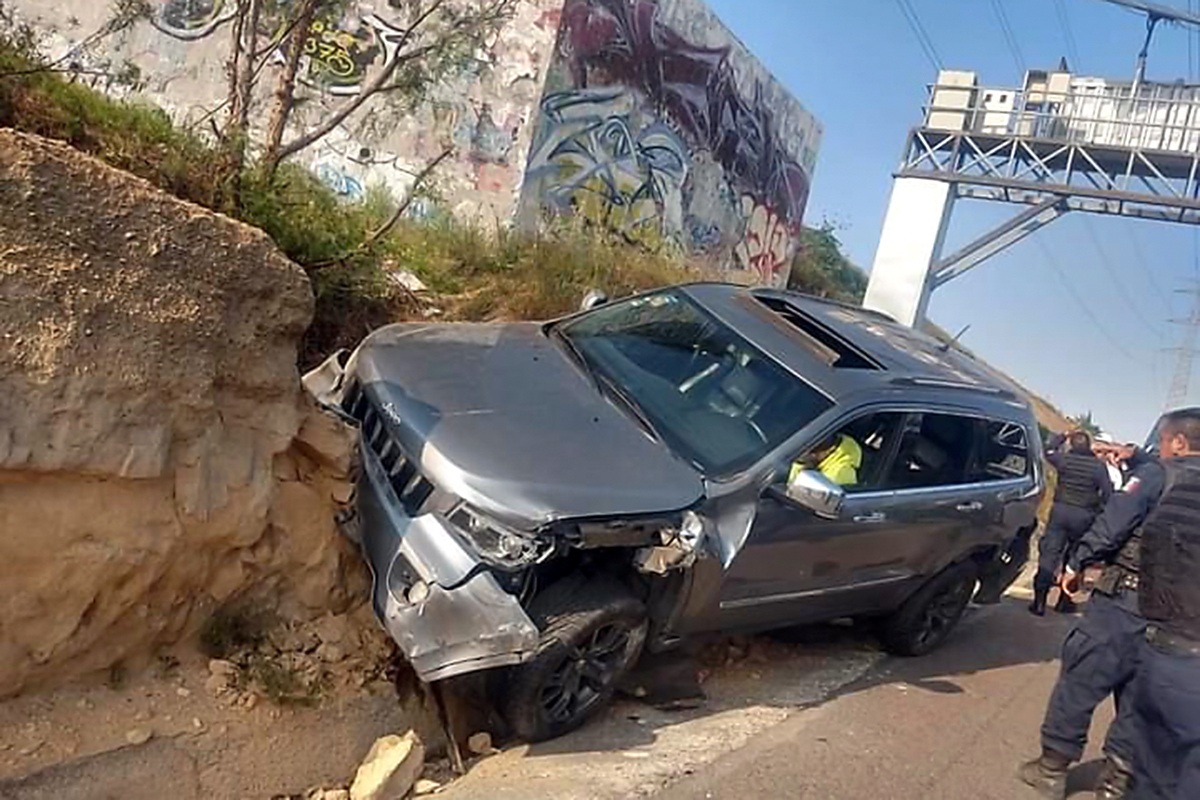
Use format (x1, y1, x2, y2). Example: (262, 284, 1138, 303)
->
(558, 290, 833, 475)
(970, 420, 1031, 481)
(885, 413, 978, 489)
(791, 412, 906, 493)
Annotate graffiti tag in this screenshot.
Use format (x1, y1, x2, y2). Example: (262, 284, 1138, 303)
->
(734, 197, 792, 286)
(153, 0, 236, 40)
(300, 14, 407, 96)
(315, 163, 366, 201)
(560, 0, 811, 243)
(526, 89, 688, 247)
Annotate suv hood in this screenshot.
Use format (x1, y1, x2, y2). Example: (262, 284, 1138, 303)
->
(349, 322, 705, 528)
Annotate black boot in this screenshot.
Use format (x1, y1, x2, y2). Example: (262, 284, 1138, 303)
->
(1029, 589, 1048, 616)
(1094, 753, 1133, 800)
(1018, 747, 1071, 799)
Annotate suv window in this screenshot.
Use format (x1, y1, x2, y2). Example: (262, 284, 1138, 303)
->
(789, 412, 905, 493)
(885, 413, 978, 489)
(969, 420, 1031, 481)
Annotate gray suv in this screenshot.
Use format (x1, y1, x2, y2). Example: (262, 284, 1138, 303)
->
(307, 284, 1043, 741)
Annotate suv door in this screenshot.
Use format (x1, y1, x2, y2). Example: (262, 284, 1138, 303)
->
(711, 410, 913, 631)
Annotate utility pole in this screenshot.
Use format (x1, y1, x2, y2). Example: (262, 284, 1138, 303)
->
(1096, 0, 1200, 89)
(1166, 287, 1200, 409)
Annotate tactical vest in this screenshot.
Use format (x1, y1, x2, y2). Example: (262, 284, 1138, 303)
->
(1055, 451, 1104, 510)
(1139, 458, 1200, 641)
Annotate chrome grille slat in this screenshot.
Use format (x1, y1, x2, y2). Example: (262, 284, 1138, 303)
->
(346, 387, 435, 517)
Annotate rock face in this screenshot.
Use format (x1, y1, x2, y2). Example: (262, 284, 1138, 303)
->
(0, 130, 362, 697)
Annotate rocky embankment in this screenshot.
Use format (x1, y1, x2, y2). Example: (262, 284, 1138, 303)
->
(0, 129, 365, 697)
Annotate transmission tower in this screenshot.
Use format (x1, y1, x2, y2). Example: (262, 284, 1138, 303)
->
(1167, 288, 1200, 409)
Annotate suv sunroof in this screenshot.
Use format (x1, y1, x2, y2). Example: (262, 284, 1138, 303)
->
(755, 296, 884, 370)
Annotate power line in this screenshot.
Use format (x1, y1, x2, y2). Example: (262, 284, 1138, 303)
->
(1080, 217, 1165, 340)
(1126, 225, 1172, 308)
(1053, 0, 1083, 70)
(1035, 237, 1139, 361)
(894, 0, 944, 73)
(990, 0, 1027, 76)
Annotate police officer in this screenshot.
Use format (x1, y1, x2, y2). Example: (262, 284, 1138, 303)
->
(1127, 408, 1200, 800)
(1019, 445, 1165, 800)
(1032, 431, 1114, 616)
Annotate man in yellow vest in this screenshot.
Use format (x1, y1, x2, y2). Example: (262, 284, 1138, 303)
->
(790, 432, 863, 487)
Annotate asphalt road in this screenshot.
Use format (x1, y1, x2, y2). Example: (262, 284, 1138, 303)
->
(655, 598, 1110, 800)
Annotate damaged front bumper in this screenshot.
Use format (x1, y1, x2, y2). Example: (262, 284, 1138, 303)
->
(356, 438, 540, 682)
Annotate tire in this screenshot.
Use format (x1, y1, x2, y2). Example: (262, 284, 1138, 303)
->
(877, 561, 977, 657)
(499, 577, 648, 743)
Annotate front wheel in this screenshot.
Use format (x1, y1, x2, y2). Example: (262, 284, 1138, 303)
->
(498, 578, 647, 742)
(877, 561, 977, 657)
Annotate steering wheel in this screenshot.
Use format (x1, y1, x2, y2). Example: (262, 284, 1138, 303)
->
(746, 418, 769, 444)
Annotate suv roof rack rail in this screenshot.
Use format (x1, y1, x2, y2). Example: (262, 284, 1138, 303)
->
(889, 375, 1018, 399)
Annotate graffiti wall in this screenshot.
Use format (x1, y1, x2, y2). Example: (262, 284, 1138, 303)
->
(6, 0, 562, 223)
(517, 0, 822, 286)
(6, 0, 820, 283)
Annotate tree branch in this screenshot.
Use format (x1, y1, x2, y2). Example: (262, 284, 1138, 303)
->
(309, 146, 453, 270)
(262, 0, 321, 176)
(273, 0, 450, 162)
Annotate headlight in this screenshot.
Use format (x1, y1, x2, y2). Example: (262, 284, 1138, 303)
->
(448, 506, 547, 569)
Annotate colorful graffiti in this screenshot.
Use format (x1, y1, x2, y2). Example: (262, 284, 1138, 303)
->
(518, 0, 819, 286)
(300, 13, 407, 96)
(526, 88, 689, 247)
(560, 0, 811, 237)
(153, 0, 236, 40)
(734, 197, 793, 284)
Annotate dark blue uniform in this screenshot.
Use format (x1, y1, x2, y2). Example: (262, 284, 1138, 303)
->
(1130, 456, 1200, 800)
(1034, 436, 1113, 612)
(1039, 456, 1165, 767)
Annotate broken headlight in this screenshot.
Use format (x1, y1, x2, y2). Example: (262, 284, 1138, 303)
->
(447, 506, 548, 569)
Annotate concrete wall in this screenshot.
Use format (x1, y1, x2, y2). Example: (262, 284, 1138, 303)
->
(516, 0, 822, 286)
(8, 0, 821, 285)
(7, 0, 562, 224)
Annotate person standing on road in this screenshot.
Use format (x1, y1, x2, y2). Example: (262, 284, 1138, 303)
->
(1032, 431, 1114, 616)
(1127, 408, 1200, 800)
(1019, 446, 1165, 800)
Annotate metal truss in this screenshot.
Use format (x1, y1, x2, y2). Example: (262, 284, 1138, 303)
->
(899, 127, 1200, 225)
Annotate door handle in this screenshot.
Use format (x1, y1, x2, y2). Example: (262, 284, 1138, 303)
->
(853, 512, 887, 524)
(956, 501, 983, 513)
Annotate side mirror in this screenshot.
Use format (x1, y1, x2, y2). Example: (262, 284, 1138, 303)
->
(580, 289, 609, 311)
(784, 469, 846, 518)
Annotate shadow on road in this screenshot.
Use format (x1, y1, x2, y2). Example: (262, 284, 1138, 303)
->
(519, 595, 1076, 760)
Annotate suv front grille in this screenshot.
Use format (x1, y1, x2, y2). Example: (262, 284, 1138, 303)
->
(344, 383, 436, 516)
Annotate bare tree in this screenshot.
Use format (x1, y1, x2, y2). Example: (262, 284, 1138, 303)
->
(214, 0, 516, 181)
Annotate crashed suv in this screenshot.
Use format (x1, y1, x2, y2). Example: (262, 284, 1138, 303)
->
(308, 284, 1043, 742)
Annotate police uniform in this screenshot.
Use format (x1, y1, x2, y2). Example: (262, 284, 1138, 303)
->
(1031, 453, 1165, 798)
(1034, 435, 1114, 614)
(1129, 456, 1200, 800)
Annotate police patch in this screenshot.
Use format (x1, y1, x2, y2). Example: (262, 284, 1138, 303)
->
(1123, 477, 1142, 494)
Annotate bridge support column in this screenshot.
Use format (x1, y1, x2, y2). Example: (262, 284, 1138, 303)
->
(863, 177, 956, 327)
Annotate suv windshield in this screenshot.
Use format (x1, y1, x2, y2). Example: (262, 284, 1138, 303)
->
(557, 289, 833, 475)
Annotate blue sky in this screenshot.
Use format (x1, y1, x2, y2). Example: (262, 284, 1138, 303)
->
(704, 0, 1200, 441)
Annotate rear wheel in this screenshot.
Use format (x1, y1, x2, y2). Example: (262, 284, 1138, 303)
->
(499, 578, 647, 742)
(877, 561, 977, 656)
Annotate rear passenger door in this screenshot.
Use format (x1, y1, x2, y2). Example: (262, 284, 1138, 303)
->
(869, 411, 1026, 589)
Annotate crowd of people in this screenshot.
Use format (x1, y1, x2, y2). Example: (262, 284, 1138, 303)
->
(1019, 409, 1200, 800)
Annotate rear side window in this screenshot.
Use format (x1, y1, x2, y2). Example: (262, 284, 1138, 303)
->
(970, 420, 1031, 481)
(885, 413, 978, 489)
